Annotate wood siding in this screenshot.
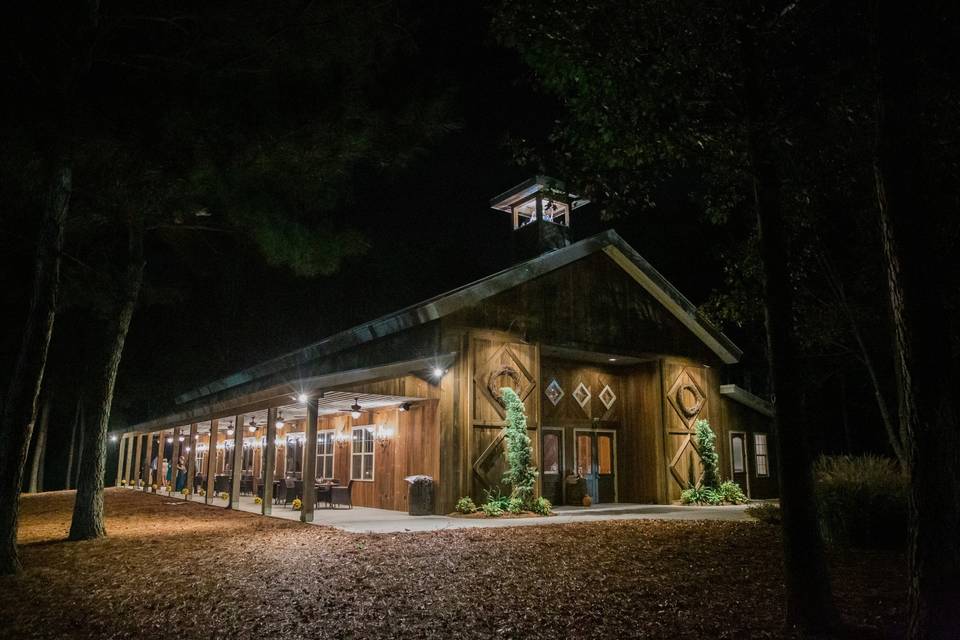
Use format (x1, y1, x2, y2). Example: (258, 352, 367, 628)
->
(720, 396, 777, 499)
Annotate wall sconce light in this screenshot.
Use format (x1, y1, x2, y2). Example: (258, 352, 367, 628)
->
(398, 402, 411, 412)
(432, 367, 445, 379)
(373, 424, 394, 448)
(184, 446, 191, 453)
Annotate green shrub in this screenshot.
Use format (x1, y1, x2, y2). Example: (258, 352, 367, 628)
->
(717, 480, 748, 504)
(481, 501, 504, 517)
(680, 486, 722, 505)
(501, 387, 537, 506)
(455, 497, 477, 514)
(483, 488, 510, 511)
(814, 455, 907, 549)
(507, 497, 525, 514)
(532, 496, 553, 516)
(694, 419, 720, 488)
(746, 502, 781, 525)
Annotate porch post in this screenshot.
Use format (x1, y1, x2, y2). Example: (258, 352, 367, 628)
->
(229, 415, 244, 509)
(123, 434, 135, 485)
(186, 423, 198, 497)
(205, 419, 219, 504)
(170, 426, 182, 494)
(142, 433, 155, 490)
(262, 407, 277, 515)
(156, 430, 167, 491)
(115, 435, 126, 487)
(132, 434, 143, 488)
(300, 397, 318, 523)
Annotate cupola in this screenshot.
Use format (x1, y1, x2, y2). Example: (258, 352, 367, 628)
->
(490, 176, 589, 260)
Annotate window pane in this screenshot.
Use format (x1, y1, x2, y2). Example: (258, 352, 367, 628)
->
(732, 436, 745, 473)
(576, 435, 592, 476)
(363, 454, 373, 480)
(597, 435, 613, 475)
(352, 454, 363, 480)
(542, 433, 559, 474)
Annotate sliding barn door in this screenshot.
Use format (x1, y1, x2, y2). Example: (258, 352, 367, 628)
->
(469, 334, 539, 502)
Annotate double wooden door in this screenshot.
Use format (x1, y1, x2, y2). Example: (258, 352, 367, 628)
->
(575, 430, 616, 504)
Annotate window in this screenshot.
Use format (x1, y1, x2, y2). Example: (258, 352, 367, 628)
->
(576, 434, 592, 476)
(242, 446, 254, 472)
(542, 432, 560, 474)
(196, 450, 205, 475)
(754, 434, 769, 477)
(316, 430, 335, 480)
(351, 426, 375, 481)
(732, 435, 745, 473)
(285, 436, 304, 475)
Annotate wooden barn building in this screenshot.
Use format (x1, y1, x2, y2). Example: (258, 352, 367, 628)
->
(113, 177, 776, 519)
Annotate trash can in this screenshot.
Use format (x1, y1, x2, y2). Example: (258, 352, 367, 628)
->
(404, 475, 434, 516)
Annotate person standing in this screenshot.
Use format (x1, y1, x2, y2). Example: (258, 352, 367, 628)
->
(175, 456, 186, 492)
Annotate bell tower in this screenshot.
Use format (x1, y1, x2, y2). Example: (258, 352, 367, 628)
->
(489, 176, 589, 261)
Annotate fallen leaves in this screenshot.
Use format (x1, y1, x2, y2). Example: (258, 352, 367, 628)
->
(0, 489, 906, 639)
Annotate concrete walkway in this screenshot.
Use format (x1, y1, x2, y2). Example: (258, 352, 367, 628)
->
(222, 494, 755, 533)
(133, 489, 756, 533)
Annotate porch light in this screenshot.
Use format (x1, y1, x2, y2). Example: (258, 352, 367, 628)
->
(432, 367, 445, 379)
(226, 426, 235, 436)
(110, 435, 118, 443)
(351, 409, 362, 419)
(275, 411, 285, 429)
(298, 393, 308, 403)
(398, 402, 411, 412)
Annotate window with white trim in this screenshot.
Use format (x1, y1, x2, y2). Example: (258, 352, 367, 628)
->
(754, 433, 769, 477)
(316, 430, 335, 480)
(351, 426, 375, 481)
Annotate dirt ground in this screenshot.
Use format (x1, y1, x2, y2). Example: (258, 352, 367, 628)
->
(1, 489, 905, 639)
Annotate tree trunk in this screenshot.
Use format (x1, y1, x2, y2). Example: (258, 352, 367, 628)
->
(64, 397, 82, 490)
(69, 235, 144, 541)
(0, 164, 70, 575)
(26, 395, 51, 493)
(875, 5, 960, 637)
(739, 18, 838, 634)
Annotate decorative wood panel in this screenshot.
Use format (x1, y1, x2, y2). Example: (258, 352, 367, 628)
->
(468, 333, 539, 503)
(661, 361, 724, 501)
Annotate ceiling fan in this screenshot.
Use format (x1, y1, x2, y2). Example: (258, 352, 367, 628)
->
(339, 398, 364, 419)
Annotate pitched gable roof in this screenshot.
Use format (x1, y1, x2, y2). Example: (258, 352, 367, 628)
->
(176, 230, 741, 405)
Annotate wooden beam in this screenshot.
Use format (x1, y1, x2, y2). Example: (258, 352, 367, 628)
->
(301, 398, 319, 523)
(229, 415, 243, 509)
(263, 407, 277, 515)
(123, 434, 135, 486)
(205, 420, 219, 504)
(143, 433, 155, 490)
(170, 426, 182, 495)
(114, 435, 126, 487)
(157, 431, 168, 491)
(186, 423, 198, 497)
(132, 434, 143, 488)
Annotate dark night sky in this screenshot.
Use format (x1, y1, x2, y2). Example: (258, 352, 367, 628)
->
(106, 1, 731, 425)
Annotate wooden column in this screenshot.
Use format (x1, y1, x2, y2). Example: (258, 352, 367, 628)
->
(186, 423, 198, 497)
(115, 435, 127, 487)
(263, 407, 277, 515)
(205, 420, 219, 504)
(229, 415, 244, 509)
(132, 434, 144, 488)
(301, 398, 319, 523)
(142, 433, 155, 490)
(170, 426, 182, 494)
(123, 434, 135, 485)
(156, 430, 168, 490)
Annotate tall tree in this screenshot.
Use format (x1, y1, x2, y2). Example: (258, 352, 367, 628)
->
(873, 3, 960, 637)
(496, 0, 838, 631)
(26, 395, 51, 493)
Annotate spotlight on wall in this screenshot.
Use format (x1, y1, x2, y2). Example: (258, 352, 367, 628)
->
(398, 402, 411, 412)
(297, 393, 308, 403)
(432, 367, 445, 379)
